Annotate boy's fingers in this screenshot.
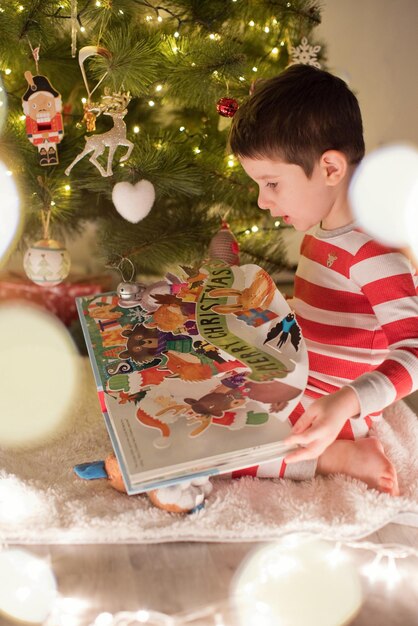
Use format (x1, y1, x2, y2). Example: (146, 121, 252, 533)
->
(284, 430, 317, 446)
(292, 412, 314, 434)
(284, 444, 319, 463)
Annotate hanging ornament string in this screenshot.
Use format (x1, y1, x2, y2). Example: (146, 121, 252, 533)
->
(26, 37, 41, 74)
(36, 176, 53, 239)
(78, 45, 111, 103)
(77, 45, 112, 132)
(71, 0, 78, 58)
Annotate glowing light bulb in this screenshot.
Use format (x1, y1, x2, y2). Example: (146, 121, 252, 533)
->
(174, 31, 180, 38)
(362, 555, 382, 584)
(227, 159, 235, 167)
(133, 125, 140, 133)
(251, 225, 259, 233)
(64, 184, 71, 191)
(245, 229, 251, 235)
(252, 66, 258, 72)
(325, 544, 349, 568)
(179, 126, 185, 132)
(80, 25, 86, 32)
(81, 97, 87, 104)
(209, 33, 215, 39)
(19, 114, 26, 120)
(148, 100, 155, 107)
(94, 613, 114, 626)
(155, 84, 163, 92)
(157, 16, 163, 22)
(146, 15, 153, 21)
(50, 200, 56, 206)
(135, 610, 151, 623)
(271, 47, 279, 54)
(264, 26, 270, 33)
(239, 76, 245, 82)
(382, 556, 402, 589)
(95, 0, 101, 6)
(194, 147, 201, 154)
(274, 220, 280, 227)
(249, 20, 255, 27)
(5, 68, 12, 75)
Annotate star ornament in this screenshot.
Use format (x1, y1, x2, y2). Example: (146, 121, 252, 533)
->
(288, 37, 321, 68)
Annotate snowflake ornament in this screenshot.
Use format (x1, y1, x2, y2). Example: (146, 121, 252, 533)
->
(288, 37, 321, 68)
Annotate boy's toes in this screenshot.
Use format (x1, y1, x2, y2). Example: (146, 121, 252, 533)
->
(379, 474, 399, 496)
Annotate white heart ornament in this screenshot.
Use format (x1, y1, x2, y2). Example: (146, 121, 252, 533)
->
(112, 180, 155, 223)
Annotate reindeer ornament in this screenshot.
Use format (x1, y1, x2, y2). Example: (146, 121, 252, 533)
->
(65, 90, 133, 177)
(65, 45, 134, 178)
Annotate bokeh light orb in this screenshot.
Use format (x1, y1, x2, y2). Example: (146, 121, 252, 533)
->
(0, 549, 57, 623)
(232, 535, 363, 626)
(0, 160, 21, 269)
(349, 144, 418, 248)
(0, 303, 79, 447)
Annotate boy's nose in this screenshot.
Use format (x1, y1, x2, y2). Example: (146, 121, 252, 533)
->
(257, 193, 272, 211)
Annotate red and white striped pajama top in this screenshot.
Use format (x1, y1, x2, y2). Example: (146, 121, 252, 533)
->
(232, 222, 418, 480)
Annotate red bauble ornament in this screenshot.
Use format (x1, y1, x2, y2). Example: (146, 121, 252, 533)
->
(216, 97, 239, 118)
(208, 220, 240, 266)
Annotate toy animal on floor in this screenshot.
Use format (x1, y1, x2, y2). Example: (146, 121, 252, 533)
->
(74, 454, 212, 514)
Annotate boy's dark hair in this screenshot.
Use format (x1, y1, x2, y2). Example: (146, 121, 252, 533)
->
(229, 64, 365, 177)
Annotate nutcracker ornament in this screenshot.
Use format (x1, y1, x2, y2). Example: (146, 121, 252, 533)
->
(22, 72, 64, 166)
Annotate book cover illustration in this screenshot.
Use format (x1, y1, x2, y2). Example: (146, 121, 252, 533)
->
(77, 262, 308, 493)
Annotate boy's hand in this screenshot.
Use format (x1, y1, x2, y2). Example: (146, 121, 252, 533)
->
(283, 387, 360, 463)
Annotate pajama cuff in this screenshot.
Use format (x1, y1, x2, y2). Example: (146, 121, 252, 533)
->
(284, 458, 317, 481)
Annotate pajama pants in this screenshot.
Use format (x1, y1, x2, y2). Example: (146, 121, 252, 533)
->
(229, 391, 379, 481)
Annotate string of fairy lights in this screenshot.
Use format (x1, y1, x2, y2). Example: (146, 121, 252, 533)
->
(0, 533, 417, 625)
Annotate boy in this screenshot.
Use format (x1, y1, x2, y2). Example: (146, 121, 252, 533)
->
(229, 64, 418, 496)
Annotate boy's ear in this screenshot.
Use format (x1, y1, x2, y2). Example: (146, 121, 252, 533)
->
(319, 150, 348, 185)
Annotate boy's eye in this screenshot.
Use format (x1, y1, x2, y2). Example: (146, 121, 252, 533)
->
(266, 182, 278, 189)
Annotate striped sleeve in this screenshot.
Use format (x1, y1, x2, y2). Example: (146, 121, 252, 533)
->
(347, 241, 418, 418)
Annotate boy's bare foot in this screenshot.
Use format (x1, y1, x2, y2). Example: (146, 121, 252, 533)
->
(316, 437, 399, 496)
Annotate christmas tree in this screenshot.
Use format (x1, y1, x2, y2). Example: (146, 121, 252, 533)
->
(0, 0, 324, 279)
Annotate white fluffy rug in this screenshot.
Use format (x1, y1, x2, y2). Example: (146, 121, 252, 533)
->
(1, 362, 418, 544)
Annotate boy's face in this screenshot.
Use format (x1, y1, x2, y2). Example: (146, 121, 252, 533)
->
(239, 155, 337, 232)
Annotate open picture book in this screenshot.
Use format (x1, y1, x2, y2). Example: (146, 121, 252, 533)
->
(76, 262, 308, 494)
